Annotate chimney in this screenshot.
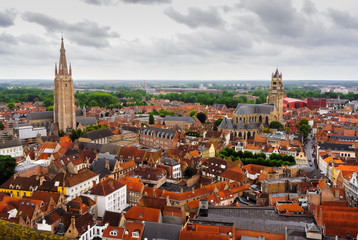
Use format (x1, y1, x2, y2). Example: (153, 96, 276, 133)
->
(105, 160, 110, 170)
(39, 176, 46, 186)
(180, 188, 183, 194)
(192, 187, 195, 193)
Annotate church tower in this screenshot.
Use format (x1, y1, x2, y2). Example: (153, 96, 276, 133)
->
(267, 68, 284, 120)
(54, 38, 76, 131)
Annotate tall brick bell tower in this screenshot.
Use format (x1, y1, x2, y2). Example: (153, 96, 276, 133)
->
(53, 37, 76, 131)
(267, 68, 284, 121)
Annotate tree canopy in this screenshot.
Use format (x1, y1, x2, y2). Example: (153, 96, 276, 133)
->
(217, 148, 296, 167)
(196, 112, 207, 123)
(0, 155, 17, 184)
(269, 121, 284, 130)
(297, 119, 311, 139)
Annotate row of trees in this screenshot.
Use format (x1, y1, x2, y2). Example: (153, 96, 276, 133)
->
(157, 90, 254, 108)
(217, 148, 296, 167)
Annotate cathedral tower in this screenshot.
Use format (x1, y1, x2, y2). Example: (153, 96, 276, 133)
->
(267, 68, 284, 120)
(54, 38, 76, 131)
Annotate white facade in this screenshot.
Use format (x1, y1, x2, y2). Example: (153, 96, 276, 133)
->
(16, 125, 47, 139)
(344, 172, 358, 207)
(0, 145, 23, 158)
(66, 175, 99, 201)
(85, 184, 127, 218)
(172, 164, 181, 179)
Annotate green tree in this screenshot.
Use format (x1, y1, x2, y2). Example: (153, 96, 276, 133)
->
(149, 114, 154, 125)
(47, 105, 54, 111)
(7, 102, 15, 110)
(196, 112, 207, 123)
(184, 166, 196, 178)
(58, 130, 66, 137)
(0, 121, 4, 130)
(214, 118, 223, 127)
(0, 155, 17, 184)
(70, 129, 83, 141)
(297, 119, 311, 139)
(263, 127, 270, 133)
(189, 110, 197, 117)
(269, 121, 284, 130)
(43, 98, 53, 107)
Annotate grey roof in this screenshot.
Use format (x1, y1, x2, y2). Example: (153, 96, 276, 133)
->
(226, 119, 234, 130)
(141, 221, 182, 240)
(91, 154, 118, 179)
(219, 118, 227, 129)
(122, 126, 141, 133)
(28, 111, 53, 120)
(235, 103, 275, 115)
(164, 116, 196, 123)
(77, 142, 102, 152)
(305, 168, 321, 180)
(0, 139, 22, 149)
(319, 143, 355, 152)
(328, 135, 358, 141)
(81, 128, 114, 140)
(161, 157, 180, 166)
(159, 182, 192, 193)
(76, 117, 97, 127)
(196, 207, 314, 234)
(140, 127, 177, 140)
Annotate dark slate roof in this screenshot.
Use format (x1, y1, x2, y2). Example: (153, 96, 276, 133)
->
(91, 153, 119, 179)
(76, 117, 97, 127)
(0, 139, 22, 149)
(122, 126, 141, 133)
(328, 135, 358, 141)
(159, 182, 192, 193)
(28, 111, 53, 120)
(163, 116, 196, 123)
(81, 128, 114, 140)
(319, 143, 355, 152)
(140, 127, 177, 140)
(77, 142, 102, 152)
(305, 168, 322, 180)
(196, 207, 314, 234)
(235, 103, 275, 115)
(141, 221, 182, 240)
(161, 157, 180, 166)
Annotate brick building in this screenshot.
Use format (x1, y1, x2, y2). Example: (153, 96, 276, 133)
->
(139, 127, 185, 150)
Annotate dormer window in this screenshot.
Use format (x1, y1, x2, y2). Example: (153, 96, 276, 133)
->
(132, 231, 140, 238)
(110, 230, 118, 236)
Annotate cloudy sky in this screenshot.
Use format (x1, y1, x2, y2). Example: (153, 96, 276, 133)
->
(1, 0, 358, 80)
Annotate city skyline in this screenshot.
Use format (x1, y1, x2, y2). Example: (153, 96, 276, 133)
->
(1, 0, 358, 80)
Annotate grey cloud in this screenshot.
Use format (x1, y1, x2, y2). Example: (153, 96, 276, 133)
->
(239, 0, 304, 38)
(82, 0, 170, 5)
(22, 12, 119, 48)
(0, 9, 17, 27)
(164, 7, 226, 29)
(327, 8, 358, 29)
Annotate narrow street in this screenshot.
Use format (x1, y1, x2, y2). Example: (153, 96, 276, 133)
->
(305, 133, 317, 169)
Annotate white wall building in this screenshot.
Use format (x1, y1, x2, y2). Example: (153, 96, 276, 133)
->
(0, 139, 23, 158)
(84, 178, 127, 218)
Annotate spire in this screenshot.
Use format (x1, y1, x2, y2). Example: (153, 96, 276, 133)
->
(69, 63, 72, 76)
(55, 63, 57, 75)
(58, 37, 68, 75)
(273, 68, 280, 78)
